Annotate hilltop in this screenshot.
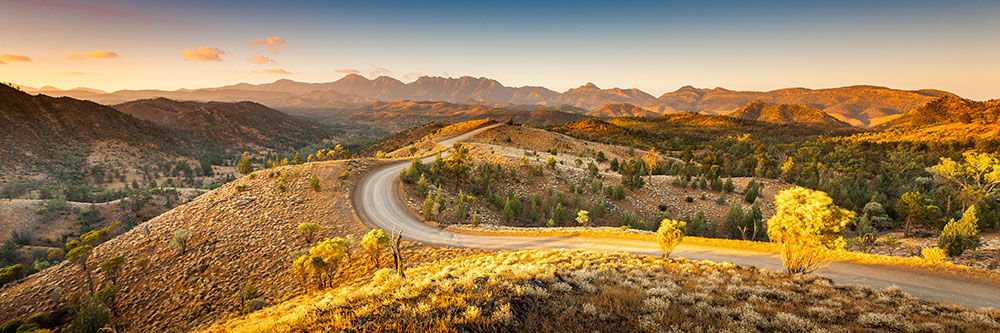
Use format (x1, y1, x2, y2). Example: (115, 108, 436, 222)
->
(589, 103, 658, 117)
(880, 95, 1000, 128)
(337, 100, 586, 132)
(727, 101, 850, 127)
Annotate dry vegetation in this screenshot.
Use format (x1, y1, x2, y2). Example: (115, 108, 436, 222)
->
(0, 159, 381, 331)
(204, 249, 1000, 332)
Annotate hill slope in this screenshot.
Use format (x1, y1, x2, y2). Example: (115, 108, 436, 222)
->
(728, 101, 850, 126)
(0, 161, 377, 331)
(880, 95, 1000, 128)
(205, 250, 1000, 332)
(114, 98, 335, 151)
(589, 102, 658, 117)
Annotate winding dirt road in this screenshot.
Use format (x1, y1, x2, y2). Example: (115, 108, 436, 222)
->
(355, 125, 1000, 308)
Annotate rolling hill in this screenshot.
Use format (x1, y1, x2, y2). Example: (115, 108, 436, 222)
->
(114, 98, 335, 152)
(589, 103, 659, 117)
(879, 95, 1000, 129)
(727, 101, 850, 127)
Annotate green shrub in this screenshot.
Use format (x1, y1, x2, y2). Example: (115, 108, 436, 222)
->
(67, 298, 108, 333)
(0, 319, 22, 333)
(688, 212, 707, 237)
(0, 264, 23, 286)
(23, 313, 46, 326)
(938, 206, 981, 257)
(685, 196, 694, 203)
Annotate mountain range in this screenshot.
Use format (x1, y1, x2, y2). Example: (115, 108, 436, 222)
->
(22, 74, 960, 126)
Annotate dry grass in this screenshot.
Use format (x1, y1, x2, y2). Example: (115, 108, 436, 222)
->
(203, 249, 1000, 332)
(446, 225, 1000, 284)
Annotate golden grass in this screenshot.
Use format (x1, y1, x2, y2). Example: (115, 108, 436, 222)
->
(203, 249, 1000, 332)
(446, 225, 1000, 284)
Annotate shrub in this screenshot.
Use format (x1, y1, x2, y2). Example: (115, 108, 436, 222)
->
(298, 223, 320, 244)
(98, 255, 125, 284)
(237, 152, 253, 175)
(938, 206, 981, 257)
(0, 320, 22, 333)
(922, 247, 947, 263)
(310, 174, 321, 192)
(688, 211, 707, 236)
(575, 210, 590, 227)
(292, 238, 347, 289)
(724, 178, 735, 192)
(622, 212, 639, 229)
(546, 156, 556, 169)
(67, 297, 108, 333)
(656, 219, 686, 258)
(767, 187, 854, 274)
(67, 245, 95, 292)
(171, 229, 192, 254)
(685, 196, 694, 203)
(134, 258, 149, 268)
(552, 203, 566, 226)
(361, 229, 390, 268)
(744, 179, 760, 203)
(0, 264, 23, 286)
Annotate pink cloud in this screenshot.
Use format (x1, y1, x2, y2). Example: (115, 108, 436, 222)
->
(248, 36, 288, 54)
(259, 68, 292, 74)
(247, 54, 275, 64)
(64, 51, 119, 59)
(0, 54, 32, 63)
(182, 46, 226, 61)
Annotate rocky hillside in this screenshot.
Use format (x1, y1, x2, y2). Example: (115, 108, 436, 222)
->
(589, 103, 658, 117)
(879, 95, 1000, 128)
(727, 101, 850, 127)
(0, 160, 377, 331)
(0, 84, 181, 178)
(114, 98, 335, 152)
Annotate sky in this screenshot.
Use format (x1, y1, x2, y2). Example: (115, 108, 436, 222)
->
(1, 0, 999, 100)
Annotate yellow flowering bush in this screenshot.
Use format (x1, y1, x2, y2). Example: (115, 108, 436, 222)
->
(922, 247, 947, 263)
(656, 219, 686, 258)
(767, 187, 854, 273)
(938, 206, 980, 257)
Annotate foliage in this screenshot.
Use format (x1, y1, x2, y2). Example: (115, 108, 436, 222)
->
(298, 223, 320, 244)
(744, 179, 760, 203)
(767, 187, 854, 274)
(619, 158, 645, 190)
(931, 152, 1000, 199)
(575, 210, 590, 227)
(688, 211, 708, 236)
(171, 228, 193, 254)
(656, 219, 686, 258)
(67, 297, 109, 333)
(293, 237, 347, 289)
(67, 245, 95, 291)
(922, 247, 947, 263)
(310, 174, 321, 192)
(98, 255, 125, 284)
(938, 206, 981, 257)
(237, 152, 253, 175)
(0, 264, 23, 286)
(361, 229, 390, 267)
(896, 192, 941, 237)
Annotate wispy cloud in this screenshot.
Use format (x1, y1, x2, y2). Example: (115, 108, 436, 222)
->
(248, 36, 288, 54)
(336, 68, 360, 74)
(403, 72, 424, 81)
(258, 68, 292, 74)
(369, 66, 391, 77)
(247, 54, 275, 64)
(0, 54, 32, 64)
(64, 51, 119, 59)
(57, 71, 86, 75)
(182, 46, 226, 61)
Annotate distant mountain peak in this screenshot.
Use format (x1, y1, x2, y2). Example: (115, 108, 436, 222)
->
(728, 101, 849, 127)
(583, 82, 599, 89)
